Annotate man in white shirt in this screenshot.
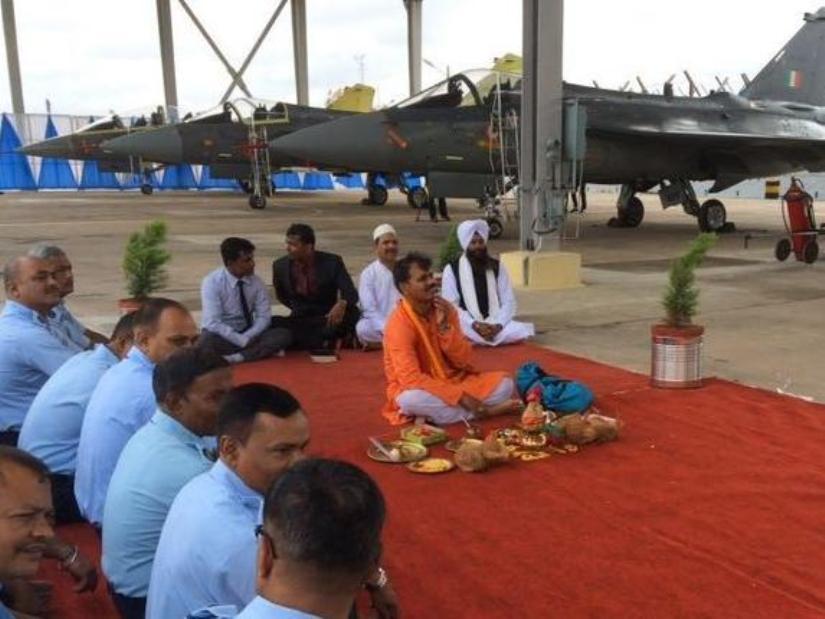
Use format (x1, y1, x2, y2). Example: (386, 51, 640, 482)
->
(200, 238, 291, 363)
(442, 220, 534, 347)
(356, 224, 401, 349)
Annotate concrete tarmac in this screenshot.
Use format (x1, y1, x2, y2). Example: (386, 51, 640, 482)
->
(1, 189, 822, 402)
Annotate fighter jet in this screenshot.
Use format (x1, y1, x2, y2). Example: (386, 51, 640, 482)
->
(269, 8, 825, 232)
(102, 85, 374, 208)
(19, 107, 168, 193)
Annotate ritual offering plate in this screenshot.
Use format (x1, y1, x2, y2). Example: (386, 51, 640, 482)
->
(519, 432, 548, 449)
(407, 458, 455, 474)
(401, 423, 448, 446)
(445, 438, 483, 452)
(513, 450, 551, 462)
(367, 440, 427, 463)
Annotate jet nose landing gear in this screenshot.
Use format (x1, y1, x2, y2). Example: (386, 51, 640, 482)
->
(698, 199, 727, 232)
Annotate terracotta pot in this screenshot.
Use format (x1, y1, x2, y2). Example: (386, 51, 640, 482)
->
(650, 323, 705, 389)
(117, 298, 143, 315)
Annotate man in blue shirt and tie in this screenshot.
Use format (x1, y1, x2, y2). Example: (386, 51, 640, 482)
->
(18, 312, 135, 524)
(75, 297, 199, 525)
(147, 384, 398, 619)
(27, 244, 108, 351)
(200, 237, 291, 364)
(102, 347, 232, 619)
(0, 256, 78, 446)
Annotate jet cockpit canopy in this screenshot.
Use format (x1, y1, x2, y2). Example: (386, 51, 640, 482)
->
(182, 98, 285, 125)
(397, 69, 521, 110)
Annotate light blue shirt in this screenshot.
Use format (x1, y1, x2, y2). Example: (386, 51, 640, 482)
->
(0, 300, 77, 431)
(187, 599, 320, 619)
(18, 344, 118, 474)
(74, 346, 156, 524)
(52, 301, 91, 351)
(0, 601, 13, 619)
(102, 410, 215, 597)
(146, 460, 263, 619)
(237, 597, 321, 619)
(201, 267, 271, 347)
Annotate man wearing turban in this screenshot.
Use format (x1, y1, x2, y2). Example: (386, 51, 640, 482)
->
(356, 224, 401, 349)
(442, 220, 535, 346)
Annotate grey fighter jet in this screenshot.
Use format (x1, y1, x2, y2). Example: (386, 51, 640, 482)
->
(102, 87, 373, 209)
(19, 109, 167, 193)
(269, 8, 825, 232)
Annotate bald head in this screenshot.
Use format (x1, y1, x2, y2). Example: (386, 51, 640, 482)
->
(2, 256, 61, 314)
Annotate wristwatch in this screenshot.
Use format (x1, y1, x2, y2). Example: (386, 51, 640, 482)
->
(365, 566, 388, 591)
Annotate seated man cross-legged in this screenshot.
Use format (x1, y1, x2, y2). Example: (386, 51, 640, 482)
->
(272, 223, 359, 351)
(442, 219, 534, 347)
(382, 252, 522, 426)
(17, 312, 136, 525)
(356, 224, 401, 349)
(200, 237, 292, 364)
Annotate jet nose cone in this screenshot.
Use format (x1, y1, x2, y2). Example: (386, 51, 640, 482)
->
(269, 113, 393, 171)
(18, 137, 65, 157)
(103, 128, 183, 163)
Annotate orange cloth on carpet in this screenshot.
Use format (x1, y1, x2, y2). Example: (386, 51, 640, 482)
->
(381, 300, 508, 424)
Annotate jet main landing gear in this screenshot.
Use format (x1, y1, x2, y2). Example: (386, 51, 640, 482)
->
(609, 183, 646, 228)
(610, 180, 728, 232)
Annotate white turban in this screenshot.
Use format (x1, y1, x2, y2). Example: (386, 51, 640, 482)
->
(457, 219, 489, 251)
(372, 223, 397, 241)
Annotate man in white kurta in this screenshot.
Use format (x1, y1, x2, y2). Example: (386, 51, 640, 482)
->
(356, 224, 401, 348)
(442, 219, 534, 347)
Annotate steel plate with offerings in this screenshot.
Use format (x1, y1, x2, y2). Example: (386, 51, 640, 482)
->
(367, 439, 427, 463)
(407, 458, 455, 474)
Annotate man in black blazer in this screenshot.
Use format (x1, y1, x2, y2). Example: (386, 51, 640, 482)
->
(271, 223, 360, 351)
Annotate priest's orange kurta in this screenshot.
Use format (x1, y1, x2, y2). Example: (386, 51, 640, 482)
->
(381, 301, 508, 424)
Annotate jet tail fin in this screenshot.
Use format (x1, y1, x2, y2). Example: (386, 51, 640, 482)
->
(741, 8, 825, 106)
(326, 84, 375, 113)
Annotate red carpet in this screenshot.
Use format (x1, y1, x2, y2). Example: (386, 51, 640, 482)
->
(51, 344, 825, 618)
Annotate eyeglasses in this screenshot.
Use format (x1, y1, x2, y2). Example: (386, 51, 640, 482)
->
(254, 524, 276, 556)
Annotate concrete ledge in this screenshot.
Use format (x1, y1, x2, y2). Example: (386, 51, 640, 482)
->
(501, 250, 582, 290)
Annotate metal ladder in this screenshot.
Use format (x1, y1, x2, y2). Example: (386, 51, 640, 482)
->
(486, 75, 520, 222)
(247, 118, 271, 200)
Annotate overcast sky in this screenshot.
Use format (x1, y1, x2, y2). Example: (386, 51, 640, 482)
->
(0, 0, 819, 116)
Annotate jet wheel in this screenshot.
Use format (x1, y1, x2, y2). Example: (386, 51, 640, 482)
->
(774, 238, 792, 262)
(369, 186, 388, 206)
(407, 186, 428, 209)
(488, 217, 503, 239)
(699, 199, 727, 232)
(140, 183, 153, 196)
(803, 240, 819, 264)
(620, 196, 644, 227)
(249, 195, 266, 209)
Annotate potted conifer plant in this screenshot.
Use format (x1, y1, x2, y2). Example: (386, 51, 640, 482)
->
(651, 233, 717, 389)
(119, 220, 171, 313)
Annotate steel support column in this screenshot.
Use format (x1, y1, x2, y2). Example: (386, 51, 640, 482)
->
(291, 0, 308, 105)
(519, 0, 564, 250)
(156, 0, 179, 122)
(404, 0, 422, 95)
(1, 0, 24, 114)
